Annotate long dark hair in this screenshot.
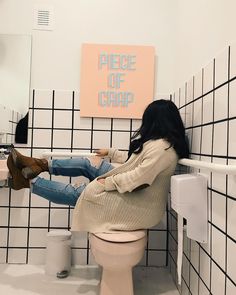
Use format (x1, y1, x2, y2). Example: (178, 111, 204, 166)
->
(128, 99, 189, 159)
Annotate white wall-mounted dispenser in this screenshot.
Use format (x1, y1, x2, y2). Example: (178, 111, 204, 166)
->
(170, 173, 208, 285)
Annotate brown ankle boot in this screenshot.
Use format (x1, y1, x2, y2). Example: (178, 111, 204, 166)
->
(7, 154, 30, 190)
(11, 148, 49, 179)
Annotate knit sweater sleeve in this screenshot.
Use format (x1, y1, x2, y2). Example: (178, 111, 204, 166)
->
(107, 148, 128, 164)
(105, 142, 175, 193)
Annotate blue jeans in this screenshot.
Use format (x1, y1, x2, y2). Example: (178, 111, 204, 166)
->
(31, 157, 114, 206)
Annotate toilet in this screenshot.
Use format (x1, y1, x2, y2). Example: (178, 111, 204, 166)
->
(90, 230, 147, 295)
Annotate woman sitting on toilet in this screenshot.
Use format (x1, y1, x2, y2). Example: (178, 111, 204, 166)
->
(7, 99, 189, 233)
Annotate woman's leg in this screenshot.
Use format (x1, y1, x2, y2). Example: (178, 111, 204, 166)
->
(31, 177, 86, 207)
(49, 157, 114, 181)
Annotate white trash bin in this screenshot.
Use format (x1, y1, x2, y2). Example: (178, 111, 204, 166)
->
(45, 230, 72, 276)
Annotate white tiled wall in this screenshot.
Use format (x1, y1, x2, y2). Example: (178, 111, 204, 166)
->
(0, 90, 170, 267)
(168, 44, 236, 294)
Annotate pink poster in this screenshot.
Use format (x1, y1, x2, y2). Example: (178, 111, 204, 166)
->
(80, 43, 155, 119)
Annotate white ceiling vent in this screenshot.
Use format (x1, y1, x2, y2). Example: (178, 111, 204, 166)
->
(33, 5, 54, 31)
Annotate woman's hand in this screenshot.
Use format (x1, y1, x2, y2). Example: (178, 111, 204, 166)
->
(97, 178, 105, 184)
(94, 149, 109, 157)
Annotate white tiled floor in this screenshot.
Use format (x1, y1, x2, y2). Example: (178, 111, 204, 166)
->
(0, 265, 179, 295)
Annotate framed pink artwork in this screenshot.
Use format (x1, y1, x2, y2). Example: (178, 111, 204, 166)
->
(80, 43, 155, 119)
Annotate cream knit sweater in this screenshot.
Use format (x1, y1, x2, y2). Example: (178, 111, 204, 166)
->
(71, 139, 178, 233)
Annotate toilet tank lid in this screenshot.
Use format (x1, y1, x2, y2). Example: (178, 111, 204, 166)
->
(92, 230, 147, 242)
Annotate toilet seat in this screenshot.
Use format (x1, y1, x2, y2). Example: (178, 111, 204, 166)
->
(92, 230, 146, 243)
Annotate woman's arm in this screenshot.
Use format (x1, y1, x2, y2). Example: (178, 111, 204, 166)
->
(95, 148, 128, 164)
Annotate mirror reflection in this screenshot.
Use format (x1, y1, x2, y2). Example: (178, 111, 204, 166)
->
(0, 34, 31, 144)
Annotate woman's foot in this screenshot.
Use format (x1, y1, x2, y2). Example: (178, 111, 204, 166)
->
(11, 148, 49, 179)
(7, 153, 30, 190)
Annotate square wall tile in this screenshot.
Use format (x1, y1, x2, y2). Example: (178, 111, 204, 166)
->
(131, 119, 141, 131)
(0, 249, 7, 263)
(213, 122, 227, 156)
(190, 241, 200, 271)
(212, 191, 226, 231)
(148, 231, 166, 250)
(29, 228, 48, 247)
(211, 261, 225, 295)
(215, 47, 229, 87)
(73, 112, 92, 129)
(30, 208, 49, 227)
(189, 265, 199, 295)
(199, 247, 210, 289)
(71, 231, 88, 248)
(147, 250, 166, 266)
(10, 189, 30, 207)
(227, 237, 236, 283)
(33, 110, 52, 128)
(229, 80, 236, 117)
(201, 125, 212, 155)
(112, 131, 130, 150)
(0, 208, 9, 226)
(33, 129, 52, 147)
(183, 232, 191, 259)
(214, 85, 228, 121)
(9, 208, 29, 227)
(49, 208, 69, 228)
(53, 130, 71, 148)
(203, 93, 213, 124)
(185, 103, 193, 127)
(191, 127, 201, 154)
(229, 119, 236, 157)
(8, 228, 28, 247)
(72, 249, 88, 265)
(113, 118, 130, 130)
(212, 226, 226, 271)
(203, 60, 214, 94)
(193, 99, 202, 126)
(0, 228, 8, 247)
(33, 90, 53, 109)
(182, 254, 190, 283)
(199, 280, 210, 295)
(93, 118, 111, 130)
(92, 131, 110, 149)
(28, 249, 46, 265)
(54, 110, 73, 129)
(73, 130, 91, 149)
(30, 191, 50, 207)
(212, 158, 226, 193)
(54, 90, 73, 109)
(7, 249, 27, 263)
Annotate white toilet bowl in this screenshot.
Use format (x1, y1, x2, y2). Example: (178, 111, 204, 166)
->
(90, 230, 147, 295)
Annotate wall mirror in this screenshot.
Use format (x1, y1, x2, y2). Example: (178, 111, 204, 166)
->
(0, 34, 32, 144)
